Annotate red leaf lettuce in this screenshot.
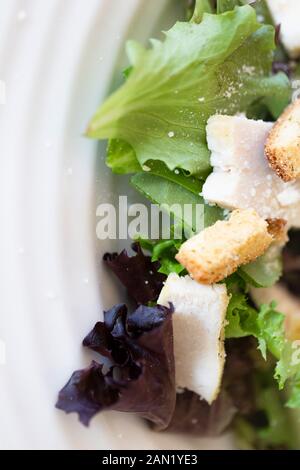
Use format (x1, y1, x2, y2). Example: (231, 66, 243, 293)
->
(56, 303, 175, 429)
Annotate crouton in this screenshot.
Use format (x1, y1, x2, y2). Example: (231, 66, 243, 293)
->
(265, 99, 300, 182)
(158, 273, 229, 403)
(266, 218, 288, 245)
(176, 209, 274, 284)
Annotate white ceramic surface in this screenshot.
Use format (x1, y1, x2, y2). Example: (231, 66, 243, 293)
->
(0, 0, 234, 449)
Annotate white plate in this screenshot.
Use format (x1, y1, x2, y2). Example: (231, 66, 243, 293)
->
(0, 0, 233, 449)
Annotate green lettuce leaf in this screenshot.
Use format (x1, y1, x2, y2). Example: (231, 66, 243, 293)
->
(226, 294, 300, 408)
(139, 238, 185, 276)
(252, 0, 291, 119)
(191, 0, 213, 23)
(255, 385, 295, 449)
(106, 139, 141, 174)
(131, 171, 222, 237)
(287, 379, 300, 408)
(106, 64, 140, 175)
(235, 377, 296, 450)
(87, 6, 290, 176)
(216, 0, 245, 14)
(225, 293, 259, 339)
(140, 160, 207, 191)
(239, 246, 283, 288)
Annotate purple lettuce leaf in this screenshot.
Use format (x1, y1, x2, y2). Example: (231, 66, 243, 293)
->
(56, 303, 175, 429)
(223, 338, 257, 416)
(165, 389, 236, 436)
(103, 243, 166, 304)
(55, 362, 119, 426)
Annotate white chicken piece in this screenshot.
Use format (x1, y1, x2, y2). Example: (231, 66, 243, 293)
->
(158, 273, 229, 403)
(202, 115, 300, 228)
(266, 0, 300, 59)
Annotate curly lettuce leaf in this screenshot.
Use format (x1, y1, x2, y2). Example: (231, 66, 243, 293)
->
(225, 293, 259, 339)
(255, 386, 294, 448)
(87, 6, 289, 176)
(235, 378, 296, 450)
(287, 380, 300, 408)
(224, 338, 296, 450)
(138, 238, 185, 276)
(226, 295, 285, 361)
(194, 0, 291, 120)
(166, 337, 296, 448)
(56, 303, 175, 428)
(191, 0, 271, 19)
(226, 294, 300, 408)
(216, 0, 245, 14)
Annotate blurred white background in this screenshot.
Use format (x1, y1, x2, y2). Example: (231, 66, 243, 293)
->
(0, 0, 232, 450)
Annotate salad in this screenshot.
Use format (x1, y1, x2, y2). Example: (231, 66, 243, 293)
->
(56, 0, 300, 450)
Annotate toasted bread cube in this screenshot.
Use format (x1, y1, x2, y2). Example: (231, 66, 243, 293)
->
(176, 209, 273, 284)
(265, 99, 300, 182)
(266, 0, 300, 59)
(266, 218, 288, 245)
(158, 273, 229, 403)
